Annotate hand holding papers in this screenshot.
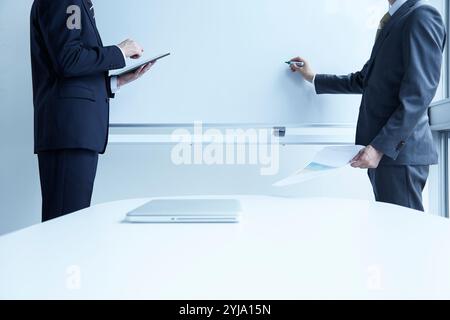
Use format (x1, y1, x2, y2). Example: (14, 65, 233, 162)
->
(273, 145, 365, 187)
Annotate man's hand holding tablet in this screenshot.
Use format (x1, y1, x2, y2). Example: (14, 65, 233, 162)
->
(112, 53, 171, 89)
(117, 62, 155, 88)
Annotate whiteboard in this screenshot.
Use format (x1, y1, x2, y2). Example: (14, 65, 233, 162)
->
(92, 0, 387, 124)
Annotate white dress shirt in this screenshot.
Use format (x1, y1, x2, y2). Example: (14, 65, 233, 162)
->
(110, 46, 127, 94)
(312, 0, 409, 88)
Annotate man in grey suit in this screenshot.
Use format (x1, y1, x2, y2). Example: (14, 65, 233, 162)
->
(290, 0, 446, 211)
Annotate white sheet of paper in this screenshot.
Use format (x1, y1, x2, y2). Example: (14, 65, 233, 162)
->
(273, 145, 365, 187)
(313, 145, 366, 168)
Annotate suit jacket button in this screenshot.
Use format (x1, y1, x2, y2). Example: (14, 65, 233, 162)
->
(396, 141, 406, 151)
(105, 98, 109, 103)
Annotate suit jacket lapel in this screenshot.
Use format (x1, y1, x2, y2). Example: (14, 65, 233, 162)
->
(81, 0, 103, 46)
(364, 0, 420, 83)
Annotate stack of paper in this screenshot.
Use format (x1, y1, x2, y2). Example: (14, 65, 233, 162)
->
(273, 145, 365, 187)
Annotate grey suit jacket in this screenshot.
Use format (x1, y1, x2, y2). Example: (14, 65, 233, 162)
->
(315, 0, 446, 165)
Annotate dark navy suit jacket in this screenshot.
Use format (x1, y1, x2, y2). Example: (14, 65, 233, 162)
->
(315, 0, 446, 165)
(30, 0, 126, 154)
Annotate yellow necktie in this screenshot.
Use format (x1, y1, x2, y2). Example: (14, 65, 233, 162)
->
(375, 12, 391, 41)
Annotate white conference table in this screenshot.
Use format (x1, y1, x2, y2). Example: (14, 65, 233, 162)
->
(1, 196, 450, 300)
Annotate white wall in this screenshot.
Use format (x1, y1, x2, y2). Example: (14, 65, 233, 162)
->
(0, 0, 41, 235)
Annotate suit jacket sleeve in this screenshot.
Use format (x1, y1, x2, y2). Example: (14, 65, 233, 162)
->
(314, 62, 369, 95)
(371, 7, 446, 160)
(37, 0, 126, 78)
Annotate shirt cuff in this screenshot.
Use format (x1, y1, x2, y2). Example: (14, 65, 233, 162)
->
(115, 45, 127, 64)
(305, 74, 316, 90)
(111, 76, 120, 94)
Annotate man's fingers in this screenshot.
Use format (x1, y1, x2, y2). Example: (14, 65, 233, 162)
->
(142, 63, 153, 73)
(361, 153, 371, 163)
(131, 48, 144, 59)
(351, 160, 362, 168)
(351, 162, 360, 168)
(138, 62, 154, 75)
(351, 150, 369, 168)
(351, 160, 368, 169)
(290, 64, 302, 72)
(133, 65, 145, 77)
(138, 65, 146, 74)
(135, 66, 143, 75)
(351, 150, 363, 162)
(134, 51, 144, 59)
(290, 56, 303, 62)
(137, 63, 153, 77)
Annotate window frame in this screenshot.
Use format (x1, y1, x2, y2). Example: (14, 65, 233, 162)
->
(430, 0, 450, 217)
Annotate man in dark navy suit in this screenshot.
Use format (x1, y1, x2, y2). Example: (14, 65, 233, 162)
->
(290, 0, 446, 211)
(30, 0, 154, 222)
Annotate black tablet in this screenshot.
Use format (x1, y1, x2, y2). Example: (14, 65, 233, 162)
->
(112, 52, 171, 76)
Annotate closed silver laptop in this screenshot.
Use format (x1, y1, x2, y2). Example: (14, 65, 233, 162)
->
(125, 199, 241, 223)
